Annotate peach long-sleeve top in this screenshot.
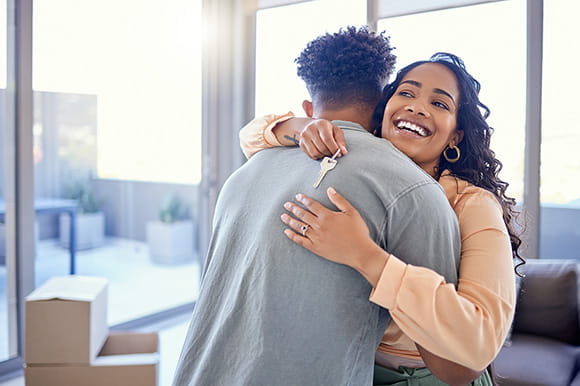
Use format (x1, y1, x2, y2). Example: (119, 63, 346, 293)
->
(239, 113, 516, 371)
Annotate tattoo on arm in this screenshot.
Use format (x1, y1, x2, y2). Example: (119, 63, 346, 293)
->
(284, 134, 299, 146)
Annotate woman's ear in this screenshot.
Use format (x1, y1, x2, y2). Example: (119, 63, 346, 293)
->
(302, 100, 314, 117)
(452, 130, 465, 146)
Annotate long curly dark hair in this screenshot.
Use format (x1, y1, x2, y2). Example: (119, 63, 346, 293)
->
(295, 26, 396, 108)
(372, 52, 525, 275)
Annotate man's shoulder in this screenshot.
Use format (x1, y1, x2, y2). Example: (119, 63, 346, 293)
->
(341, 131, 435, 185)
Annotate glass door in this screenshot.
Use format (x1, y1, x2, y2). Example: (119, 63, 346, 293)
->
(0, 0, 18, 367)
(32, 0, 203, 325)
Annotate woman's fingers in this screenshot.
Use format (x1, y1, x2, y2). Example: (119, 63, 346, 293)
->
(308, 132, 334, 157)
(326, 187, 355, 213)
(280, 214, 316, 252)
(300, 140, 324, 160)
(283, 228, 314, 250)
(294, 193, 329, 217)
(300, 120, 345, 158)
(283, 201, 318, 225)
(280, 213, 307, 234)
(317, 124, 347, 156)
(331, 125, 348, 156)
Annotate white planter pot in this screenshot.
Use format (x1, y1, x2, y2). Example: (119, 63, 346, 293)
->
(146, 220, 194, 264)
(60, 212, 105, 250)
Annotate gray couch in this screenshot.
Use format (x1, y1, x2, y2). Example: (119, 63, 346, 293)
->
(494, 259, 580, 386)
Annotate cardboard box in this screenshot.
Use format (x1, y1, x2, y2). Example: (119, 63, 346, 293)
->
(25, 332, 159, 386)
(25, 275, 109, 364)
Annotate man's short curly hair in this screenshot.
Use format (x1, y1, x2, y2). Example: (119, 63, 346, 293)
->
(295, 26, 396, 108)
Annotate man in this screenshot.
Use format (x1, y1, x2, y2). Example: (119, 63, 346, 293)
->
(173, 27, 460, 386)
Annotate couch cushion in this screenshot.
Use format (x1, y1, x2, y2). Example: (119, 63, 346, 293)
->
(514, 259, 579, 345)
(494, 333, 579, 386)
(572, 370, 580, 386)
(572, 351, 580, 386)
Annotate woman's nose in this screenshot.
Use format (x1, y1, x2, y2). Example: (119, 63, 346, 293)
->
(405, 104, 430, 117)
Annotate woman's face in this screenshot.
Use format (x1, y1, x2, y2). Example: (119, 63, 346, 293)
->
(381, 63, 463, 176)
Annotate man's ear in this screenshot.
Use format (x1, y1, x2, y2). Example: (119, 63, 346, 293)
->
(302, 100, 313, 117)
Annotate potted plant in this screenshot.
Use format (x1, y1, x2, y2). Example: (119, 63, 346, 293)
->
(146, 194, 194, 264)
(59, 180, 105, 250)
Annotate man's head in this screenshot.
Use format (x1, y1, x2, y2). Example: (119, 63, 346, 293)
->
(295, 26, 396, 118)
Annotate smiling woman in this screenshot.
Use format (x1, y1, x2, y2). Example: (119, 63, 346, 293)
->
(380, 63, 461, 175)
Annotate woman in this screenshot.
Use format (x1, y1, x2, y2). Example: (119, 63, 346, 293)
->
(240, 53, 523, 385)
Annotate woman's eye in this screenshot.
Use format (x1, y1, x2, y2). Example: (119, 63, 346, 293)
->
(398, 91, 413, 98)
(433, 101, 449, 110)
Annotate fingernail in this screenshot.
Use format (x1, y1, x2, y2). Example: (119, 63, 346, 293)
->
(284, 202, 291, 209)
(295, 193, 303, 201)
(328, 187, 336, 194)
(281, 214, 288, 221)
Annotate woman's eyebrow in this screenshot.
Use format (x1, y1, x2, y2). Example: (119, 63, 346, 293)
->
(434, 88, 455, 103)
(400, 80, 421, 88)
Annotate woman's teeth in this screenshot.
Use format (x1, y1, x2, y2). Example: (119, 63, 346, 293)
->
(397, 121, 428, 137)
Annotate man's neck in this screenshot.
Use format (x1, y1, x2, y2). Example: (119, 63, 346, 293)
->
(314, 106, 374, 132)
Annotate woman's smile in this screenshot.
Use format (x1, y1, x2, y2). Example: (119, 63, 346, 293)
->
(394, 119, 432, 138)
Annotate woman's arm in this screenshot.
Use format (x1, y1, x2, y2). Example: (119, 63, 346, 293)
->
(282, 186, 515, 371)
(417, 344, 484, 386)
(374, 186, 515, 371)
(239, 112, 295, 158)
(239, 113, 347, 159)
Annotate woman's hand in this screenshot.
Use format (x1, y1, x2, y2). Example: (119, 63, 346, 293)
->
(271, 117, 348, 160)
(299, 120, 348, 160)
(280, 187, 388, 286)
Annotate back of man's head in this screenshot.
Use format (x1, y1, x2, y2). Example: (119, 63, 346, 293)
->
(295, 26, 396, 111)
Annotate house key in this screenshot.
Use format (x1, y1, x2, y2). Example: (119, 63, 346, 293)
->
(313, 149, 341, 188)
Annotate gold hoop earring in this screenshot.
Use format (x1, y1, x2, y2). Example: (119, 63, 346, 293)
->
(443, 145, 461, 163)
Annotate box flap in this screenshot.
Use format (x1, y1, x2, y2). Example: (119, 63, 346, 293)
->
(99, 332, 159, 356)
(93, 353, 159, 366)
(26, 275, 108, 302)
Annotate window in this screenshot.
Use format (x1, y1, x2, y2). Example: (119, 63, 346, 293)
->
(540, 0, 580, 259)
(33, 0, 202, 185)
(255, 0, 366, 116)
